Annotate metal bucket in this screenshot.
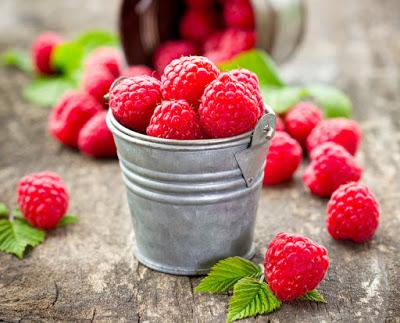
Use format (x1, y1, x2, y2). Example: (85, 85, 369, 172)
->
(106, 108, 276, 275)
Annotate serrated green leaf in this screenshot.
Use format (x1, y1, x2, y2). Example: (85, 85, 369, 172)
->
(299, 289, 326, 303)
(0, 203, 9, 218)
(23, 77, 77, 107)
(195, 257, 263, 293)
(76, 30, 119, 54)
(219, 49, 285, 87)
(52, 42, 84, 76)
(0, 219, 45, 259)
(306, 85, 352, 118)
(261, 86, 308, 114)
(227, 278, 282, 322)
(58, 214, 79, 227)
(1, 50, 33, 73)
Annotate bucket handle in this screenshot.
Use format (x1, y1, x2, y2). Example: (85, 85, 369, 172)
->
(235, 106, 276, 187)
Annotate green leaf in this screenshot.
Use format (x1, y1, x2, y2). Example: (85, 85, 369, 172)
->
(1, 50, 33, 73)
(52, 42, 84, 76)
(195, 257, 263, 293)
(23, 77, 77, 107)
(261, 86, 308, 114)
(306, 85, 352, 118)
(219, 49, 285, 87)
(299, 289, 326, 303)
(227, 278, 282, 322)
(58, 214, 79, 227)
(76, 30, 119, 54)
(12, 208, 24, 220)
(0, 219, 45, 259)
(0, 203, 9, 218)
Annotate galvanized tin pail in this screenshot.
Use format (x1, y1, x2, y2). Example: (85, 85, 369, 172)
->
(106, 108, 276, 275)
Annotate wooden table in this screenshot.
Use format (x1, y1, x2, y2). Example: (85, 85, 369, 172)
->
(1, 0, 399, 321)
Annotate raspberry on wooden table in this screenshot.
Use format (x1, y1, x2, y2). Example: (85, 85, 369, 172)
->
(31, 32, 63, 75)
(82, 67, 116, 105)
(264, 232, 329, 301)
(84, 47, 122, 78)
(109, 76, 162, 133)
(327, 182, 380, 243)
(49, 91, 102, 148)
(17, 171, 69, 229)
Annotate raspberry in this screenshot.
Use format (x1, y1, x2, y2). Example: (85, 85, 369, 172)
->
(204, 29, 255, 63)
(264, 232, 329, 301)
(153, 40, 197, 75)
(31, 32, 63, 75)
(199, 73, 260, 138)
(49, 91, 102, 148)
(229, 68, 264, 116)
(122, 65, 155, 78)
(203, 31, 224, 53)
(307, 118, 362, 155)
(180, 9, 217, 43)
(276, 116, 285, 131)
(109, 76, 162, 133)
(84, 47, 122, 78)
(185, 0, 214, 8)
(303, 142, 362, 197)
(223, 0, 255, 29)
(146, 100, 204, 140)
(82, 67, 116, 105)
(17, 171, 69, 229)
(78, 111, 116, 158)
(327, 182, 379, 243)
(285, 102, 323, 146)
(161, 56, 219, 107)
(263, 131, 302, 186)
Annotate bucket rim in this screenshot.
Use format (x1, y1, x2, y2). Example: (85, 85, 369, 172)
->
(107, 109, 253, 147)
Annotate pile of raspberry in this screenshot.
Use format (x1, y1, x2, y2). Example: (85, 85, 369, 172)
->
(153, 0, 256, 74)
(109, 55, 264, 140)
(263, 101, 380, 243)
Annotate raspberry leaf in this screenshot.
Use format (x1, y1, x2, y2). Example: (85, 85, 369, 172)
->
(227, 277, 282, 322)
(12, 208, 24, 220)
(1, 50, 33, 73)
(58, 214, 79, 227)
(0, 203, 9, 218)
(299, 289, 326, 303)
(219, 49, 285, 87)
(195, 257, 263, 293)
(306, 85, 352, 118)
(76, 30, 119, 54)
(261, 86, 308, 114)
(0, 219, 45, 259)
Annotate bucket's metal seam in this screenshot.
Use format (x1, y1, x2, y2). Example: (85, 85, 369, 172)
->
(134, 243, 256, 276)
(121, 172, 264, 205)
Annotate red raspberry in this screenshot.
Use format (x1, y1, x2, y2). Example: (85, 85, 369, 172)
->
(84, 47, 122, 78)
(285, 102, 323, 146)
(146, 100, 204, 140)
(82, 67, 116, 105)
(199, 73, 259, 138)
(327, 182, 379, 243)
(303, 142, 362, 197)
(78, 111, 116, 158)
(203, 31, 224, 53)
(307, 118, 362, 155)
(17, 171, 69, 229)
(223, 0, 255, 29)
(49, 91, 102, 148)
(122, 65, 155, 78)
(229, 68, 264, 116)
(31, 32, 63, 75)
(185, 0, 214, 8)
(263, 131, 302, 186)
(204, 29, 255, 63)
(180, 9, 217, 44)
(264, 232, 329, 301)
(109, 76, 162, 133)
(161, 56, 219, 107)
(153, 40, 197, 75)
(276, 116, 285, 131)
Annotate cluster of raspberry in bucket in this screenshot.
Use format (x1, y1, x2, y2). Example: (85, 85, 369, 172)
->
(153, 0, 256, 75)
(109, 55, 263, 140)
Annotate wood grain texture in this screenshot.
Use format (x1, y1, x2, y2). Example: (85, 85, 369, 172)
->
(0, 0, 399, 322)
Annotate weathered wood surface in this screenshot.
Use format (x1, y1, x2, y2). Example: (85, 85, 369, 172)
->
(0, 0, 399, 322)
